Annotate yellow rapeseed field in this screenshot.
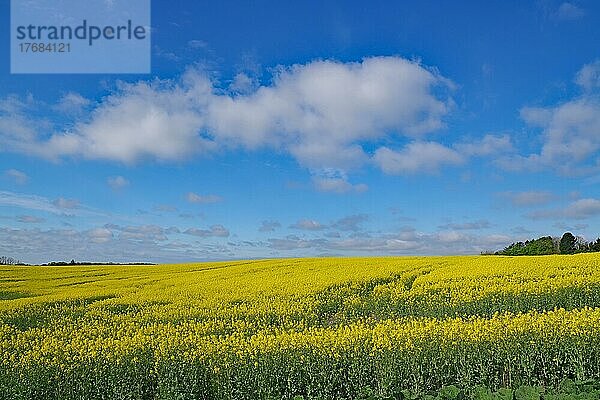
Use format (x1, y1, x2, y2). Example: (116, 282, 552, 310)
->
(1, 254, 600, 399)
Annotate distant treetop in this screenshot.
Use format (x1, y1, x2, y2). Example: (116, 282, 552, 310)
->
(495, 232, 600, 256)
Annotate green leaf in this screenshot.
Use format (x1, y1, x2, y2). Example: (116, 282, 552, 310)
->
(439, 385, 461, 400)
(514, 385, 541, 400)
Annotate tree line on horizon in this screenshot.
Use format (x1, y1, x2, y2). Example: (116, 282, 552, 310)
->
(0, 257, 155, 266)
(494, 232, 600, 256)
(0, 256, 22, 265)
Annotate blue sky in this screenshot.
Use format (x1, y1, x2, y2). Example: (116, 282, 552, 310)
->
(1, 0, 600, 263)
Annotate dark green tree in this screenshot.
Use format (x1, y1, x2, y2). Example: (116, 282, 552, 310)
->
(559, 232, 576, 254)
(496, 236, 557, 256)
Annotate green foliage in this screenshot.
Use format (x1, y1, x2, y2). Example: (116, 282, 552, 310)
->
(439, 385, 461, 399)
(497, 232, 600, 256)
(347, 382, 600, 400)
(494, 388, 514, 400)
(496, 236, 557, 256)
(471, 386, 493, 400)
(560, 233, 577, 255)
(514, 385, 541, 400)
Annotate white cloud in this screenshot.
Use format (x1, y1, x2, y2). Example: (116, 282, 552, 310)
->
(373, 141, 464, 174)
(53, 197, 80, 210)
(290, 219, 326, 231)
(87, 227, 113, 243)
(373, 134, 514, 176)
(115, 225, 171, 241)
(436, 230, 468, 243)
(184, 225, 230, 237)
(566, 198, 600, 219)
(331, 214, 368, 231)
(454, 134, 513, 157)
(186, 192, 222, 204)
(258, 220, 281, 232)
(268, 235, 326, 250)
(555, 2, 585, 21)
(4, 169, 29, 185)
(496, 62, 600, 175)
(2, 57, 453, 174)
(312, 176, 368, 194)
(53, 92, 91, 115)
(575, 60, 600, 91)
(47, 77, 213, 162)
(0, 95, 52, 157)
(229, 72, 257, 94)
(526, 198, 600, 220)
(507, 97, 600, 174)
(207, 57, 452, 171)
(107, 176, 130, 190)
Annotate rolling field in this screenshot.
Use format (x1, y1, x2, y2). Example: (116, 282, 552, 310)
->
(1, 255, 600, 399)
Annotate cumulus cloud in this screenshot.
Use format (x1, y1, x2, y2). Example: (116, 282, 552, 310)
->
(186, 192, 222, 204)
(314, 177, 367, 193)
(287, 215, 368, 234)
(258, 220, 281, 232)
(575, 60, 600, 91)
(331, 214, 368, 231)
(53, 197, 80, 210)
(107, 176, 130, 190)
(1, 57, 453, 175)
(184, 225, 230, 237)
(207, 57, 452, 170)
(501, 62, 600, 175)
(312, 170, 368, 193)
(115, 225, 173, 241)
(555, 2, 585, 20)
(373, 133, 514, 176)
(229, 72, 257, 94)
(4, 169, 28, 185)
(373, 141, 464, 174)
(268, 235, 326, 250)
(502, 98, 600, 174)
(87, 227, 113, 243)
(0, 95, 51, 157)
(53, 92, 91, 115)
(290, 219, 326, 231)
(526, 198, 600, 220)
(454, 134, 513, 157)
(566, 198, 600, 219)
